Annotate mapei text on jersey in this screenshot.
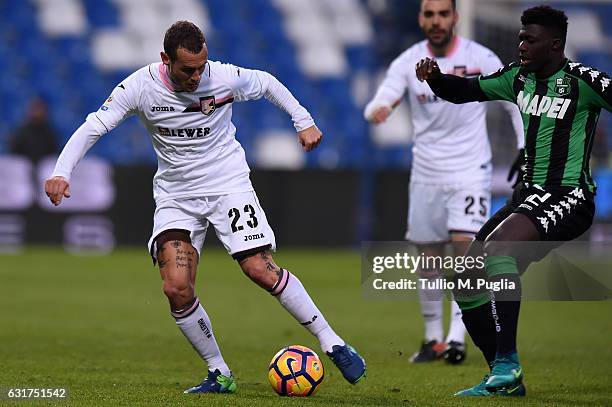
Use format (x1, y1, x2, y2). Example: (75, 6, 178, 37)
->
(516, 91, 572, 119)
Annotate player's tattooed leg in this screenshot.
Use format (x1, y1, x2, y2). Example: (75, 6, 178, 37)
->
(238, 250, 281, 290)
(156, 230, 198, 311)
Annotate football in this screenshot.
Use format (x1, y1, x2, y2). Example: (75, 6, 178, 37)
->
(268, 345, 324, 396)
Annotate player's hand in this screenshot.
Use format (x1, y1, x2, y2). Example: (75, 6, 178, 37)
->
(415, 57, 441, 82)
(369, 106, 392, 124)
(298, 125, 323, 152)
(507, 148, 525, 188)
(44, 176, 71, 206)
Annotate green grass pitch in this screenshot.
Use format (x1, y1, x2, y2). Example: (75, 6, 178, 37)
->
(1, 247, 610, 406)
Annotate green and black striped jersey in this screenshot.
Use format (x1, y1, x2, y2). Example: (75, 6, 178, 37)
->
(478, 59, 611, 193)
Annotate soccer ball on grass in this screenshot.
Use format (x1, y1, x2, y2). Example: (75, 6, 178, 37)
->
(268, 345, 324, 396)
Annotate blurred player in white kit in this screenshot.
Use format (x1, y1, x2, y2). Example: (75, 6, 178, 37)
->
(365, 0, 524, 364)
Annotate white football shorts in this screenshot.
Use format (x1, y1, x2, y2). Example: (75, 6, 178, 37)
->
(148, 191, 276, 261)
(405, 180, 491, 243)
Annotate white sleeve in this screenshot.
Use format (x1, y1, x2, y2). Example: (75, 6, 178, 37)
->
(479, 48, 505, 76)
(225, 64, 314, 131)
(502, 101, 525, 149)
(478, 49, 525, 149)
(364, 55, 408, 120)
(52, 74, 140, 181)
(52, 117, 103, 180)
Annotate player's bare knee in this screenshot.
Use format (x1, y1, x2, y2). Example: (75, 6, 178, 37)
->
(163, 279, 194, 309)
(242, 261, 278, 290)
(239, 251, 280, 290)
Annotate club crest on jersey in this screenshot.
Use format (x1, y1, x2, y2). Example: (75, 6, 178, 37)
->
(183, 94, 234, 114)
(554, 77, 571, 96)
(200, 96, 216, 115)
(183, 96, 216, 115)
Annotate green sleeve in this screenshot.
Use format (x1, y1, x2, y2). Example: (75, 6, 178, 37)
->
(477, 63, 520, 102)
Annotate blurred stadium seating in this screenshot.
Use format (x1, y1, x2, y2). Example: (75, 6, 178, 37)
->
(0, 0, 610, 221)
(0, 0, 609, 168)
(0, 0, 375, 168)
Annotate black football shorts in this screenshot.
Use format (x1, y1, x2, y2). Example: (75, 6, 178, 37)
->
(476, 183, 595, 242)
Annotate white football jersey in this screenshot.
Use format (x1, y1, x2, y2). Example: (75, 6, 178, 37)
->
(367, 36, 524, 185)
(53, 61, 314, 203)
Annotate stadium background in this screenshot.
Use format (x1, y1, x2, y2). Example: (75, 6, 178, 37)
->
(0, 0, 610, 252)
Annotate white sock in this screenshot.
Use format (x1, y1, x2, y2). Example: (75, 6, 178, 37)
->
(173, 298, 231, 376)
(271, 269, 345, 354)
(418, 275, 443, 342)
(445, 298, 466, 344)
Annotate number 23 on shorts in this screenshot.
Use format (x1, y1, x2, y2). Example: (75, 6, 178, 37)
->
(228, 204, 259, 233)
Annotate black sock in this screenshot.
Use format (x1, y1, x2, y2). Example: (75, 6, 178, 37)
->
(490, 273, 521, 356)
(461, 302, 497, 367)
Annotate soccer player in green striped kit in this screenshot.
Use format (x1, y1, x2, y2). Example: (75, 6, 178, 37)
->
(416, 5, 611, 396)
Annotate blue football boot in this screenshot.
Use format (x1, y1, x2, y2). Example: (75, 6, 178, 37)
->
(485, 353, 525, 396)
(326, 344, 366, 384)
(183, 369, 237, 394)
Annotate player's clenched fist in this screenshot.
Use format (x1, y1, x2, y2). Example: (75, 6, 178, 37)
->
(369, 106, 392, 124)
(298, 124, 323, 152)
(44, 176, 71, 206)
(415, 57, 442, 82)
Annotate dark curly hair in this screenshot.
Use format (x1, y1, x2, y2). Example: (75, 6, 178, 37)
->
(163, 21, 206, 61)
(421, 0, 456, 10)
(521, 5, 568, 45)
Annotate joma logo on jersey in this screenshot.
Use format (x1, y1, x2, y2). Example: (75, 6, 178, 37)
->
(517, 91, 572, 119)
(158, 127, 211, 138)
(151, 105, 175, 112)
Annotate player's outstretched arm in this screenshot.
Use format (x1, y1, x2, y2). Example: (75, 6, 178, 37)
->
(44, 176, 71, 206)
(364, 54, 406, 124)
(415, 57, 488, 104)
(297, 124, 323, 152)
(223, 63, 322, 150)
(43, 117, 109, 206)
(43, 72, 138, 206)
(226, 64, 315, 132)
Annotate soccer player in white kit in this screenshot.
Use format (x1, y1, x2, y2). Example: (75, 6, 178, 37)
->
(44, 21, 366, 393)
(364, 0, 524, 364)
